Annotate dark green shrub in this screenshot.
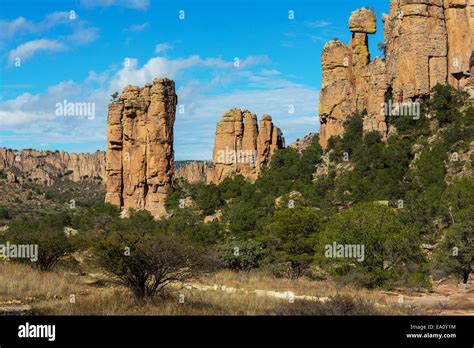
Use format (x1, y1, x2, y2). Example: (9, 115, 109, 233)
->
(0, 206, 11, 220)
(429, 84, 468, 127)
(5, 212, 80, 271)
(259, 208, 323, 278)
(217, 240, 265, 271)
(95, 232, 218, 299)
(317, 203, 429, 289)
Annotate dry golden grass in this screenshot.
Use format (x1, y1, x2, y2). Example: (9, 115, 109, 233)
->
(37, 287, 281, 315)
(0, 261, 85, 303)
(0, 261, 420, 315)
(0, 262, 281, 315)
(202, 269, 381, 299)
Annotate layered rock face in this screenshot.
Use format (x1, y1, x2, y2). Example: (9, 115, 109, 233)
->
(0, 147, 105, 185)
(105, 78, 177, 218)
(174, 160, 215, 184)
(211, 109, 284, 183)
(384, 0, 446, 100)
(446, 0, 473, 94)
(319, 1, 473, 148)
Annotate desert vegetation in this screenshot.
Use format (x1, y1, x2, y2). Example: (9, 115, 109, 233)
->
(0, 84, 472, 315)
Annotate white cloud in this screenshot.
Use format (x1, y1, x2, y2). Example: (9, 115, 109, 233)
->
(8, 39, 66, 64)
(40, 11, 74, 29)
(0, 80, 109, 150)
(0, 17, 32, 40)
(0, 93, 53, 127)
(260, 69, 281, 76)
(0, 11, 98, 57)
(280, 19, 338, 49)
(240, 55, 272, 67)
(80, 0, 149, 10)
(154, 42, 172, 54)
(108, 54, 273, 93)
(305, 20, 332, 28)
(109, 55, 238, 92)
(86, 70, 109, 85)
(125, 22, 149, 32)
(67, 26, 99, 44)
(0, 81, 93, 127)
(46, 80, 82, 96)
(0, 12, 75, 41)
(309, 35, 326, 43)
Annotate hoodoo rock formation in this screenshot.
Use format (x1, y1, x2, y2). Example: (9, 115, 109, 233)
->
(105, 78, 177, 219)
(0, 148, 105, 186)
(319, 1, 473, 149)
(211, 109, 284, 184)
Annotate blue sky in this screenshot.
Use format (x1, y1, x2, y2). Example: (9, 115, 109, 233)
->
(0, 0, 388, 160)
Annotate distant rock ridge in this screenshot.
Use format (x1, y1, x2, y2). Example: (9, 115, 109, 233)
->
(289, 133, 317, 153)
(0, 147, 105, 186)
(319, 1, 473, 149)
(174, 160, 215, 184)
(105, 78, 177, 219)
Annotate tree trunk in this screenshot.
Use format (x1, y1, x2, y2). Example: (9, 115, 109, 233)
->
(462, 269, 470, 284)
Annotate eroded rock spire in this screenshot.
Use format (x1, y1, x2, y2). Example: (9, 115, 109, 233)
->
(105, 78, 177, 218)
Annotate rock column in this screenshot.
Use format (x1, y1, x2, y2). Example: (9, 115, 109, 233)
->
(105, 78, 177, 218)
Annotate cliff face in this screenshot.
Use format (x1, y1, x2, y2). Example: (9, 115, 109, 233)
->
(289, 133, 317, 153)
(0, 147, 105, 186)
(174, 161, 215, 184)
(105, 78, 177, 219)
(319, 1, 473, 149)
(384, 0, 447, 100)
(211, 109, 284, 184)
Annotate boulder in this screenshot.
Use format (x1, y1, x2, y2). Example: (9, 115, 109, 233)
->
(349, 8, 377, 33)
